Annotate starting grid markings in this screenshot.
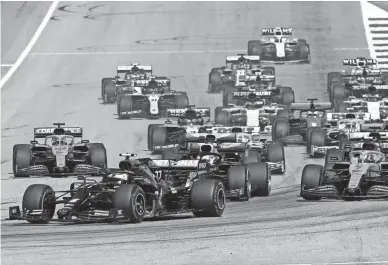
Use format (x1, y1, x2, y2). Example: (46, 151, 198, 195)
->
(361, 1, 388, 72)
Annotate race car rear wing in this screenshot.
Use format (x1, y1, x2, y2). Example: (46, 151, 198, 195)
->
(185, 133, 236, 143)
(348, 131, 388, 140)
(226, 55, 261, 63)
(290, 101, 332, 111)
(360, 123, 388, 132)
(152, 159, 201, 169)
(166, 107, 210, 118)
(117, 65, 152, 74)
(327, 112, 371, 121)
(133, 78, 170, 87)
(232, 91, 272, 99)
(342, 58, 377, 66)
(352, 85, 388, 90)
(261, 27, 293, 36)
(34, 127, 83, 139)
(205, 126, 261, 134)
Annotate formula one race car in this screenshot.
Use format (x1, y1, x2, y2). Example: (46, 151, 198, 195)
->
(309, 112, 373, 157)
(12, 123, 107, 177)
(101, 64, 152, 103)
(152, 140, 272, 198)
(300, 149, 388, 200)
(272, 99, 333, 156)
(214, 101, 285, 132)
(327, 58, 388, 104)
(247, 27, 310, 64)
(7, 154, 227, 224)
(117, 77, 188, 119)
(208, 54, 276, 93)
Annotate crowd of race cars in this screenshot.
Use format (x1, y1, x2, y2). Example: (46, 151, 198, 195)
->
(7, 27, 388, 224)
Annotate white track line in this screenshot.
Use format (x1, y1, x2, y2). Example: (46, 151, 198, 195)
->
(360, 0, 388, 71)
(0, 1, 59, 88)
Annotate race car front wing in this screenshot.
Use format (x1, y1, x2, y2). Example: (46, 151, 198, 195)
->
(300, 185, 388, 200)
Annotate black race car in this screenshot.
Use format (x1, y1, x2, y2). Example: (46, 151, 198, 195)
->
(7, 153, 226, 224)
(12, 123, 107, 177)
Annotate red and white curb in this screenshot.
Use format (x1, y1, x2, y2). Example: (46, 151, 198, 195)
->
(360, 1, 388, 72)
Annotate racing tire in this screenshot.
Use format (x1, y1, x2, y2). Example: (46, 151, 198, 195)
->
(339, 138, 349, 150)
(148, 124, 161, 151)
(13, 144, 32, 177)
(272, 119, 289, 141)
(209, 70, 222, 93)
(227, 165, 251, 201)
(247, 40, 262, 56)
(327, 72, 342, 93)
(89, 143, 107, 168)
(22, 184, 56, 224)
(113, 184, 146, 223)
(214, 107, 224, 122)
(266, 142, 285, 174)
(331, 84, 345, 103)
(300, 164, 323, 200)
(151, 127, 167, 151)
(298, 44, 310, 60)
(174, 94, 189, 108)
(118, 96, 132, 119)
(297, 39, 307, 45)
(222, 85, 238, 107)
(247, 162, 271, 197)
(191, 179, 226, 217)
(382, 73, 388, 84)
(215, 110, 231, 126)
(101, 78, 116, 104)
(306, 129, 326, 157)
(280, 90, 295, 106)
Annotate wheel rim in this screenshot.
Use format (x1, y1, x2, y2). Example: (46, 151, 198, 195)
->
(134, 193, 145, 216)
(216, 188, 226, 210)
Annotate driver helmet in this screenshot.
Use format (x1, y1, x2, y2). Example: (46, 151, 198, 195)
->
(131, 65, 140, 74)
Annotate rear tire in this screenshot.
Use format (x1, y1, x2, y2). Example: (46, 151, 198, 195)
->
(118, 96, 132, 119)
(22, 184, 56, 224)
(113, 184, 146, 223)
(247, 162, 271, 196)
(307, 129, 326, 157)
(174, 94, 189, 108)
(148, 124, 160, 151)
(101, 78, 116, 103)
(247, 40, 262, 56)
(13, 144, 31, 177)
(209, 70, 222, 93)
(191, 179, 226, 217)
(215, 110, 231, 126)
(151, 127, 167, 151)
(272, 119, 289, 141)
(89, 143, 107, 168)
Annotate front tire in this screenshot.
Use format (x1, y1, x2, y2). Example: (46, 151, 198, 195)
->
(22, 184, 56, 224)
(113, 184, 146, 223)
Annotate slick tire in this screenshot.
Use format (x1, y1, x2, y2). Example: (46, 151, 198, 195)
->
(151, 127, 167, 151)
(147, 124, 160, 151)
(266, 142, 285, 174)
(113, 184, 146, 223)
(89, 143, 107, 168)
(331, 84, 345, 104)
(247, 40, 262, 56)
(101, 78, 116, 103)
(209, 70, 222, 93)
(335, 102, 351, 112)
(301, 164, 323, 200)
(13, 144, 32, 177)
(298, 43, 310, 59)
(227, 166, 251, 201)
(244, 150, 260, 164)
(191, 179, 226, 217)
(22, 184, 56, 224)
(272, 119, 289, 141)
(327, 72, 342, 93)
(118, 96, 133, 119)
(247, 162, 271, 197)
(174, 94, 189, 108)
(222, 85, 238, 107)
(277, 109, 290, 118)
(306, 129, 326, 157)
(280, 90, 295, 106)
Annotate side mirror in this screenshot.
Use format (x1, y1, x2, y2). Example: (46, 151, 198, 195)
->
(30, 140, 38, 144)
(77, 175, 85, 181)
(82, 140, 89, 144)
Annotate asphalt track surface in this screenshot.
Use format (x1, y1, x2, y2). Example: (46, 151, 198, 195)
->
(1, 2, 388, 265)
